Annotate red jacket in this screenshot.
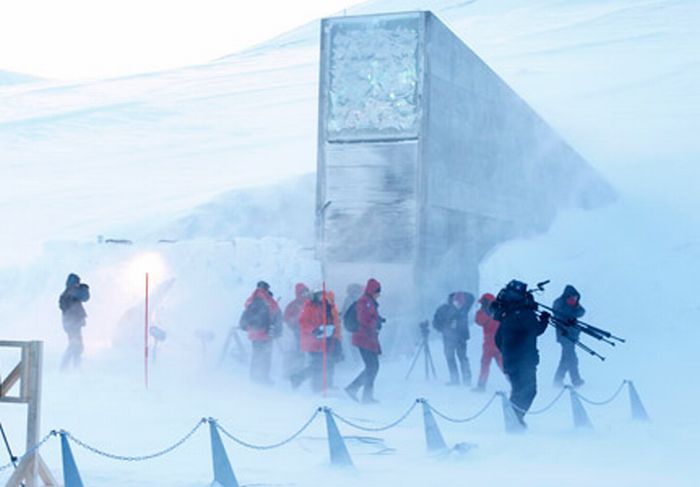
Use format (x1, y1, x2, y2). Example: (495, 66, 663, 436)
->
(299, 297, 341, 353)
(475, 293, 500, 347)
(352, 278, 382, 354)
(284, 283, 309, 330)
(243, 288, 281, 342)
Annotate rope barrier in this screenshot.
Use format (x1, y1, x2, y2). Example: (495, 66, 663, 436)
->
(66, 419, 206, 461)
(0, 431, 57, 472)
(575, 380, 628, 406)
(426, 394, 499, 423)
(331, 400, 419, 432)
(215, 409, 321, 450)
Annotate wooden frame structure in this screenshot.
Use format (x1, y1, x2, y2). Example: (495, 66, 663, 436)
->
(0, 341, 58, 486)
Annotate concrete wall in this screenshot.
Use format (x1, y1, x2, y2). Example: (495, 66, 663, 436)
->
(316, 11, 613, 351)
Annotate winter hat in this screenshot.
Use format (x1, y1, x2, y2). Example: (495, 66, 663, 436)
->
(365, 278, 381, 295)
(453, 291, 475, 309)
(295, 283, 310, 299)
(257, 281, 271, 291)
(66, 273, 81, 288)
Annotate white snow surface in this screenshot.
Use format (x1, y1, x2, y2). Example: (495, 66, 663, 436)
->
(1, 0, 699, 485)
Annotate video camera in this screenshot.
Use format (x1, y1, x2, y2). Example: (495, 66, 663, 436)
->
(490, 279, 537, 320)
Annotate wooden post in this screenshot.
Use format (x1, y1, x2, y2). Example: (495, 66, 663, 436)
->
(1, 340, 58, 486)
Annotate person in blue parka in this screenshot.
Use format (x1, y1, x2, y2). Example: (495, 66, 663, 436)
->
(59, 273, 90, 370)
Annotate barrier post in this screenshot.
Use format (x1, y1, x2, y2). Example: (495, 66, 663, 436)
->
(418, 399, 447, 452)
(59, 431, 84, 487)
(626, 380, 650, 422)
(497, 392, 525, 433)
(208, 419, 240, 487)
(322, 407, 354, 468)
(567, 387, 593, 429)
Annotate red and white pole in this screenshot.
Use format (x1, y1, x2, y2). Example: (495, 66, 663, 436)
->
(322, 281, 327, 397)
(144, 272, 149, 389)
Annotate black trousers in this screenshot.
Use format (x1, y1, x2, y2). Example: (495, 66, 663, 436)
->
(250, 340, 273, 384)
(554, 340, 582, 385)
(507, 365, 538, 425)
(347, 348, 379, 400)
(443, 337, 471, 385)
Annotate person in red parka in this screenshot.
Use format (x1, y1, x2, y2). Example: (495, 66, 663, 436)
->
(345, 278, 383, 404)
(473, 293, 504, 392)
(290, 290, 342, 392)
(239, 281, 282, 384)
(283, 283, 310, 377)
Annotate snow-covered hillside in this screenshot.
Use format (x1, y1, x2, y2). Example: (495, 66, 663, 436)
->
(1, 0, 699, 485)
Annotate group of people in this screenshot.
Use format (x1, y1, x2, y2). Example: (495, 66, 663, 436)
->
(58, 272, 589, 419)
(238, 278, 384, 404)
(430, 283, 586, 400)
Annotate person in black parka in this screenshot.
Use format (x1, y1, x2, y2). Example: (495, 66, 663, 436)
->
(433, 291, 474, 386)
(493, 280, 549, 427)
(59, 273, 90, 370)
(552, 285, 586, 388)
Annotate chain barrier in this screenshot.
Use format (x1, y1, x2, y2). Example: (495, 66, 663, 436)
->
(427, 394, 499, 423)
(215, 409, 320, 450)
(526, 386, 568, 415)
(331, 400, 419, 432)
(66, 419, 206, 462)
(0, 431, 57, 472)
(575, 380, 628, 406)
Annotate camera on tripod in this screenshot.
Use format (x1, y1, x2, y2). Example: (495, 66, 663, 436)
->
(419, 319, 429, 337)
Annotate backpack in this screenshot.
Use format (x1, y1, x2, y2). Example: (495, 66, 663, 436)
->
(243, 297, 271, 331)
(343, 300, 360, 333)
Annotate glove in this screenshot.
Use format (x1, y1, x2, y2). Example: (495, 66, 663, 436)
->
(539, 311, 551, 326)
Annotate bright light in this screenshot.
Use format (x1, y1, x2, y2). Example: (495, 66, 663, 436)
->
(124, 252, 167, 292)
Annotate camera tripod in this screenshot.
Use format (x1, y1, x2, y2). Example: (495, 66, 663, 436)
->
(405, 320, 438, 381)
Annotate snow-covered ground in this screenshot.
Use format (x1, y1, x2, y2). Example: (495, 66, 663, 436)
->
(1, 0, 699, 485)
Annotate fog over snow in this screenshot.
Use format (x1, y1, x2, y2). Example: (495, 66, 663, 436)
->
(1, 0, 699, 486)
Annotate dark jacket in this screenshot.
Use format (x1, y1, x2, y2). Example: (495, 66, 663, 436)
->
(240, 288, 282, 342)
(552, 285, 586, 343)
(495, 307, 548, 373)
(352, 278, 382, 354)
(433, 292, 473, 341)
(59, 274, 90, 334)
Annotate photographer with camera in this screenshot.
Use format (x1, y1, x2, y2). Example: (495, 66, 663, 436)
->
(59, 273, 90, 370)
(432, 291, 474, 386)
(552, 285, 586, 388)
(345, 278, 384, 404)
(492, 280, 550, 427)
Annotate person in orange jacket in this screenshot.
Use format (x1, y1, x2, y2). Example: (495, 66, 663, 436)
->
(239, 281, 282, 384)
(290, 290, 342, 392)
(473, 293, 504, 392)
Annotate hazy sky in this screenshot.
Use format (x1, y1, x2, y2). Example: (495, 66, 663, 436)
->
(0, 0, 357, 80)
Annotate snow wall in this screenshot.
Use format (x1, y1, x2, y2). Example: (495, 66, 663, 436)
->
(316, 11, 613, 354)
